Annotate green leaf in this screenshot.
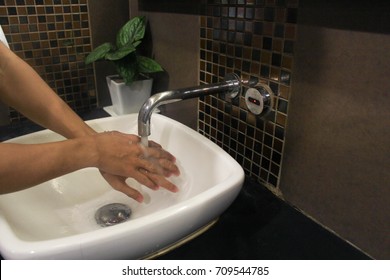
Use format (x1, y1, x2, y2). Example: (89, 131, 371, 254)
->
(116, 16, 146, 49)
(137, 56, 163, 73)
(133, 40, 142, 48)
(105, 44, 136, 61)
(85, 42, 114, 64)
(116, 58, 137, 85)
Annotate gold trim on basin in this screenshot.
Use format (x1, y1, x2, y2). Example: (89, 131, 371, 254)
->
(142, 218, 219, 259)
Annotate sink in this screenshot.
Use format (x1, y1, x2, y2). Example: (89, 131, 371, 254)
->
(0, 114, 244, 259)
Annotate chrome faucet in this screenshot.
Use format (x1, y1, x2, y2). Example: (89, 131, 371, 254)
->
(138, 73, 242, 138)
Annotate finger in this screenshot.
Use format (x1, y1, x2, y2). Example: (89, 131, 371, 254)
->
(100, 171, 144, 203)
(137, 158, 166, 176)
(141, 146, 177, 162)
(157, 158, 180, 176)
(148, 140, 162, 149)
(145, 172, 179, 193)
(130, 168, 160, 191)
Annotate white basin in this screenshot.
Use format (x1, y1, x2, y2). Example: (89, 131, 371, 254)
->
(0, 114, 244, 259)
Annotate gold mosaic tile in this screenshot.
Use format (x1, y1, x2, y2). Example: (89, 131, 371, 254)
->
(0, 0, 96, 123)
(199, 0, 298, 188)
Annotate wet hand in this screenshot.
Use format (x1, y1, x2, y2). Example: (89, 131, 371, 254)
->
(92, 131, 180, 202)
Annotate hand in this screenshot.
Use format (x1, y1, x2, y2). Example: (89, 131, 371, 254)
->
(92, 131, 180, 202)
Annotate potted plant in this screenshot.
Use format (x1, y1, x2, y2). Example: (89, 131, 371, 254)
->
(85, 16, 163, 115)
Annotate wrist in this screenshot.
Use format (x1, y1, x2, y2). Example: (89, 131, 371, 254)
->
(71, 136, 100, 169)
(69, 123, 97, 138)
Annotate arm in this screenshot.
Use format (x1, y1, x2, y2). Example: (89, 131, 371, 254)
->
(0, 139, 93, 193)
(0, 42, 179, 202)
(0, 132, 179, 201)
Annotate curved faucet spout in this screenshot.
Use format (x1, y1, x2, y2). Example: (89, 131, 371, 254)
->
(138, 73, 241, 137)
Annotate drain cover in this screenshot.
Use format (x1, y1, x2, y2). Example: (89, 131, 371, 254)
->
(95, 203, 132, 227)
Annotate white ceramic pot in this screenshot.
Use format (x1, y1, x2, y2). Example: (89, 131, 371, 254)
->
(106, 75, 153, 115)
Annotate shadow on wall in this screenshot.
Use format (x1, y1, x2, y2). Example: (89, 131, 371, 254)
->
(88, 0, 130, 107)
(280, 0, 390, 259)
(142, 22, 170, 94)
(299, 0, 390, 35)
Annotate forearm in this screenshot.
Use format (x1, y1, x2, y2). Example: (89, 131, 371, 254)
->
(0, 131, 179, 200)
(0, 42, 94, 138)
(0, 139, 96, 194)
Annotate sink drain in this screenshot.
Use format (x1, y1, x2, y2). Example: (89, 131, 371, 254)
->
(95, 203, 132, 227)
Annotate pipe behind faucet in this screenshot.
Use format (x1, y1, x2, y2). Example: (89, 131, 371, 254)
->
(138, 73, 242, 138)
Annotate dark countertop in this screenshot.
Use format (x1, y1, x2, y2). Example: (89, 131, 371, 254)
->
(0, 109, 370, 260)
(158, 178, 370, 260)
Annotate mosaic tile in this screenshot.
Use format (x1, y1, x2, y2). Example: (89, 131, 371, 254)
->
(0, 0, 96, 123)
(199, 0, 298, 188)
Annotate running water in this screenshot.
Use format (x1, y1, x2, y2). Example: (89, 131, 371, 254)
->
(140, 136, 148, 147)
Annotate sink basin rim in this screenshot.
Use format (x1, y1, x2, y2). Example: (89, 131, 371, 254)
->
(0, 113, 245, 259)
(0, 173, 244, 259)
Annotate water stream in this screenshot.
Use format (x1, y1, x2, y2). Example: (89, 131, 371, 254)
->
(140, 136, 148, 147)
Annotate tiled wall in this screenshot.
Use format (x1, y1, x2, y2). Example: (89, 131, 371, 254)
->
(198, 0, 298, 189)
(0, 0, 96, 123)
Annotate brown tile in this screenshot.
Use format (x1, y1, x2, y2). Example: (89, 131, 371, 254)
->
(198, 1, 297, 188)
(272, 38, 283, 52)
(2, 0, 96, 123)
